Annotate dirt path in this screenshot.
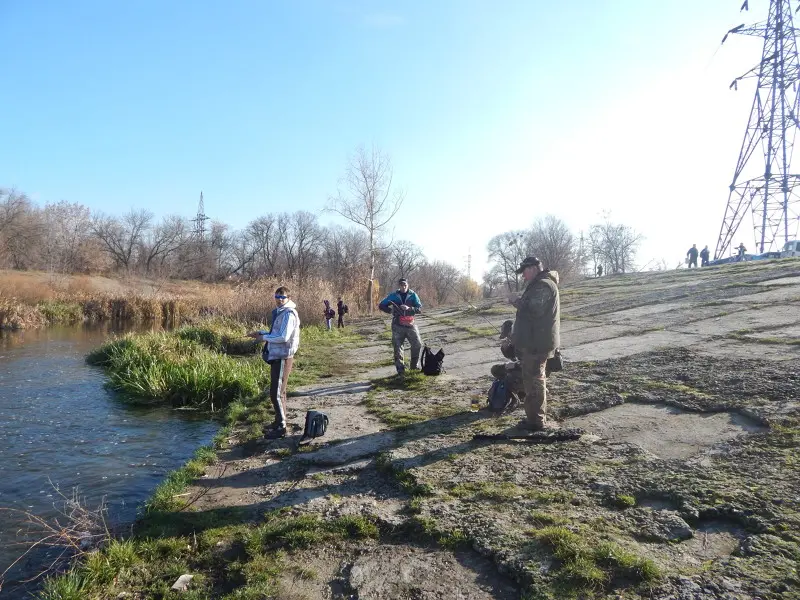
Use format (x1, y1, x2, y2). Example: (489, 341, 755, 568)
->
(186, 260, 800, 600)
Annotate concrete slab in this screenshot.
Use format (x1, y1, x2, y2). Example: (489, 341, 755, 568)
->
(757, 276, 800, 286)
(566, 330, 702, 362)
(672, 305, 800, 336)
(727, 287, 800, 304)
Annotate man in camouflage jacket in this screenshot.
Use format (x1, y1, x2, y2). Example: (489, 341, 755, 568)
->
(511, 256, 560, 430)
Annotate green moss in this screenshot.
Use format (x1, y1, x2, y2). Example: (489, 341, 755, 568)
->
(613, 494, 636, 509)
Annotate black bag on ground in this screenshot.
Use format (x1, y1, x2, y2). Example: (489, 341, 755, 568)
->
(421, 346, 445, 376)
(487, 378, 517, 414)
(546, 349, 564, 375)
(302, 410, 329, 439)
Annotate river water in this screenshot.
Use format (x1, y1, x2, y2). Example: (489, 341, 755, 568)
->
(0, 325, 219, 596)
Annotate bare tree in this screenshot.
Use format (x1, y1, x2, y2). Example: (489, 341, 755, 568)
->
(487, 230, 527, 292)
(328, 145, 405, 313)
(42, 201, 93, 273)
(0, 190, 44, 269)
(526, 215, 579, 278)
(427, 260, 461, 304)
(482, 265, 505, 298)
(140, 215, 188, 274)
(91, 210, 153, 271)
(389, 240, 424, 281)
(589, 216, 643, 275)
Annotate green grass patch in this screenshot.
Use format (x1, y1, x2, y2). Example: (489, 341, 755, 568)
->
(145, 445, 217, 513)
(177, 318, 259, 355)
(534, 526, 661, 593)
(363, 390, 427, 428)
(376, 452, 435, 497)
(612, 494, 636, 509)
(87, 332, 267, 410)
(38, 299, 84, 325)
(287, 325, 364, 386)
(253, 513, 378, 551)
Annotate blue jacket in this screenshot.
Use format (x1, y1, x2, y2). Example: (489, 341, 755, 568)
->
(378, 289, 422, 326)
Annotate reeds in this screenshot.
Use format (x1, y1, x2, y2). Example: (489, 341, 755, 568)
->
(87, 330, 268, 410)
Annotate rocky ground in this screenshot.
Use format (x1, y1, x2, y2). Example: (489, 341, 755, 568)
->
(188, 260, 800, 600)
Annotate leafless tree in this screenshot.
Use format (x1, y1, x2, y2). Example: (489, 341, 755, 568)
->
(0, 190, 44, 269)
(328, 145, 405, 313)
(140, 215, 188, 274)
(589, 216, 643, 275)
(389, 240, 424, 281)
(41, 201, 93, 273)
(277, 211, 322, 282)
(91, 209, 153, 271)
(487, 230, 527, 291)
(526, 215, 579, 278)
(482, 265, 505, 298)
(427, 260, 462, 304)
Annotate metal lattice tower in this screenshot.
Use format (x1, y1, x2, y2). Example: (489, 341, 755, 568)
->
(716, 0, 800, 259)
(191, 191, 210, 240)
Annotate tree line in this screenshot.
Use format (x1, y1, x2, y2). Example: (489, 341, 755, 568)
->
(1, 146, 643, 307)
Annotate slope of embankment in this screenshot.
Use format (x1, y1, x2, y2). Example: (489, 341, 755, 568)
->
(39, 260, 800, 599)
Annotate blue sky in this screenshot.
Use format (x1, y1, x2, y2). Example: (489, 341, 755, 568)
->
(0, 0, 779, 274)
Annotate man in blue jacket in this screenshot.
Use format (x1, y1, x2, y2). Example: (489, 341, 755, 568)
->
(378, 278, 423, 375)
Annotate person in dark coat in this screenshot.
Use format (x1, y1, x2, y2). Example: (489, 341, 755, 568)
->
(700, 245, 710, 267)
(336, 297, 347, 328)
(686, 244, 699, 268)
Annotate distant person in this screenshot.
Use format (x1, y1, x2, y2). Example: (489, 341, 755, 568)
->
(510, 257, 560, 431)
(700, 245, 710, 267)
(378, 278, 423, 375)
(686, 244, 699, 268)
(737, 242, 747, 261)
(323, 300, 335, 331)
(596, 265, 603, 277)
(336, 297, 348, 328)
(247, 286, 300, 439)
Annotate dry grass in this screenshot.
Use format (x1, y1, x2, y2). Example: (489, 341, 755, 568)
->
(0, 270, 356, 330)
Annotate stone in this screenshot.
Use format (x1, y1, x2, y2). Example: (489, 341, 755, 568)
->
(171, 574, 194, 591)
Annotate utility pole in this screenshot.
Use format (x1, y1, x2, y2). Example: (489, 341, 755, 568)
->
(191, 191, 210, 241)
(716, 0, 800, 258)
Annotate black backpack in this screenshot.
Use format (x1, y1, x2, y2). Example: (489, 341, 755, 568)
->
(487, 379, 517, 414)
(302, 410, 329, 439)
(342, 304, 349, 314)
(421, 346, 445, 376)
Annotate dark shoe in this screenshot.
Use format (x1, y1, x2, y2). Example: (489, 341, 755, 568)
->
(265, 427, 287, 439)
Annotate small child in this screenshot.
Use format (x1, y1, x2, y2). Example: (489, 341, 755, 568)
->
(323, 300, 335, 330)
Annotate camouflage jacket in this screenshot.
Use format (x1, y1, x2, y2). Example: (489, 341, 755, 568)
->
(512, 270, 560, 357)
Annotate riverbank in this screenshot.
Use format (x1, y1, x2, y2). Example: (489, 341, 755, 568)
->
(31, 260, 800, 599)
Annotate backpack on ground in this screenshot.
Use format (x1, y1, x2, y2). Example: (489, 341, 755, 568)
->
(487, 378, 517, 414)
(302, 410, 329, 440)
(545, 349, 564, 375)
(421, 346, 445, 376)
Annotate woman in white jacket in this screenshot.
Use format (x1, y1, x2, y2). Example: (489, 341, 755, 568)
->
(247, 286, 300, 439)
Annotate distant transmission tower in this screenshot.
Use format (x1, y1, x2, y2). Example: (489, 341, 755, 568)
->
(716, 0, 800, 258)
(466, 247, 472, 280)
(191, 191, 210, 240)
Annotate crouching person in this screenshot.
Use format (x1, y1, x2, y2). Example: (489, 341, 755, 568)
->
(378, 277, 423, 374)
(247, 286, 300, 439)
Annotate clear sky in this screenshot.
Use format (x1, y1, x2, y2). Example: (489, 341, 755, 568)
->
(0, 0, 781, 275)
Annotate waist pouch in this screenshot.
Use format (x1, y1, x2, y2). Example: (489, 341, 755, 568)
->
(398, 315, 415, 326)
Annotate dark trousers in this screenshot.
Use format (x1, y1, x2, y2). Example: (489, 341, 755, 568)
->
(688, 257, 697, 268)
(269, 357, 294, 428)
(337, 314, 344, 328)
